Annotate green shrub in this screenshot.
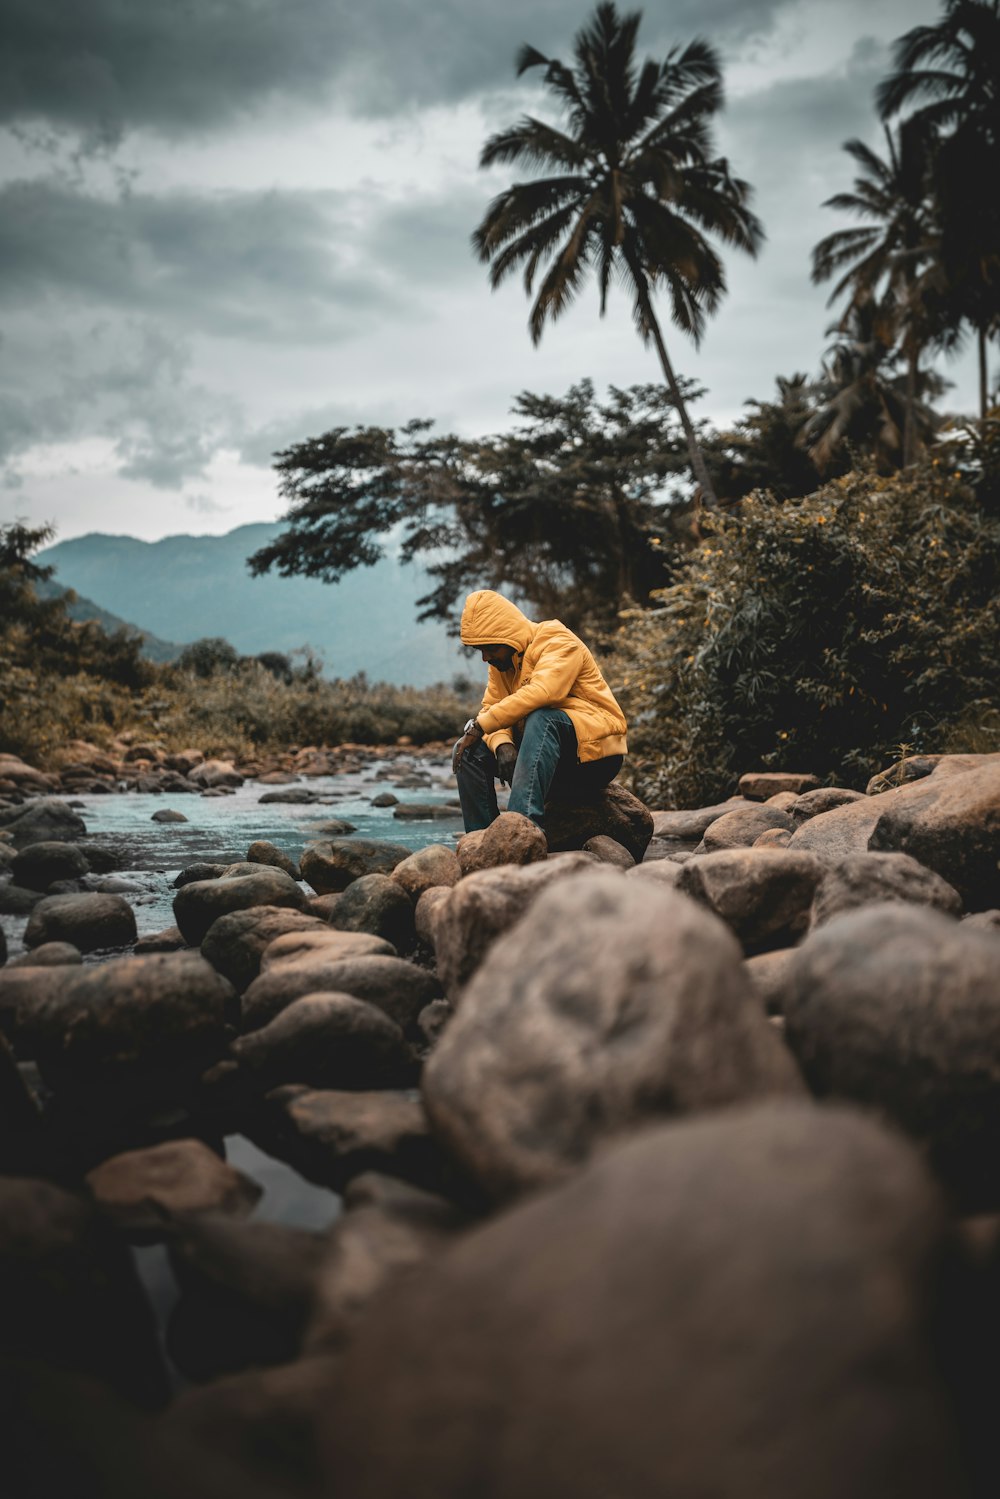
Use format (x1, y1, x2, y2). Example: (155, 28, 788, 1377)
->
(611, 458, 1000, 806)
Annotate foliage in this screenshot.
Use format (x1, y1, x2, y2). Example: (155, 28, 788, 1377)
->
(472, 0, 763, 506)
(176, 636, 241, 677)
(611, 455, 1000, 806)
(248, 379, 697, 634)
(706, 375, 826, 503)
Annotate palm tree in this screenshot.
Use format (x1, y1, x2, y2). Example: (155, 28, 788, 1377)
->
(877, 0, 1000, 416)
(812, 118, 946, 466)
(472, 1, 763, 510)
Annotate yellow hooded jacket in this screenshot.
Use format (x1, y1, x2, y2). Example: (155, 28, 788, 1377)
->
(460, 590, 628, 764)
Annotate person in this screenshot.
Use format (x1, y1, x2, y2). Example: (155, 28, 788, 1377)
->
(452, 588, 628, 832)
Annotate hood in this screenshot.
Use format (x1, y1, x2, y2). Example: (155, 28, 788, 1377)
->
(460, 590, 536, 654)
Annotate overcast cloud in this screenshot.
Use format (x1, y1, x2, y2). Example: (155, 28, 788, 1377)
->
(0, 0, 982, 542)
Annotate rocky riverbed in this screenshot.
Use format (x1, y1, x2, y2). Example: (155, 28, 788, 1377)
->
(1, 742, 1000, 1498)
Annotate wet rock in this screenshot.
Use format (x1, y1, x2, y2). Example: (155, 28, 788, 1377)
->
(0, 797, 87, 849)
(787, 795, 885, 859)
(783, 903, 1000, 1208)
(582, 834, 634, 868)
(306, 817, 357, 836)
(424, 870, 802, 1201)
(371, 792, 398, 807)
(301, 838, 413, 895)
(323, 1103, 961, 1499)
(698, 802, 794, 852)
(85, 1138, 262, 1239)
(233, 992, 416, 1090)
(391, 843, 461, 902)
(11, 840, 91, 890)
(242, 955, 441, 1035)
(246, 1086, 455, 1195)
(649, 799, 745, 842)
(415, 886, 450, 948)
(327, 873, 416, 953)
(0, 881, 44, 914)
(7, 940, 82, 968)
(201, 906, 329, 993)
(151, 808, 188, 823)
(189, 759, 244, 790)
(392, 802, 462, 821)
(259, 787, 328, 804)
(868, 759, 1000, 910)
(738, 771, 822, 800)
(134, 924, 189, 953)
(457, 812, 548, 876)
(789, 786, 866, 822)
(246, 840, 300, 879)
(544, 782, 653, 863)
(811, 851, 963, 928)
(676, 847, 825, 953)
(173, 868, 308, 946)
(173, 861, 230, 888)
(24, 892, 138, 953)
(259, 928, 395, 971)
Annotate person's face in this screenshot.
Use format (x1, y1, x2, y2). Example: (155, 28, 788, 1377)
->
(480, 643, 516, 672)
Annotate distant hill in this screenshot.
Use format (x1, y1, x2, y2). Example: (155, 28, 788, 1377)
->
(34, 578, 183, 663)
(38, 524, 469, 687)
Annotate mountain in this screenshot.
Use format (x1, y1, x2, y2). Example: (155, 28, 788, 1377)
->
(34, 578, 183, 663)
(38, 524, 469, 687)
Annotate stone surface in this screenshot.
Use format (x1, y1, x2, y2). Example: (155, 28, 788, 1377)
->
(744, 948, 798, 1015)
(24, 891, 137, 953)
(811, 852, 963, 928)
(174, 861, 230, 888)
(134, 924, 188, 953)
(151, 808, 188, 823)
(6, 940, 82, 968)
(322, 1103, 961, 1499)
(0, 798, 87, 848)
(753, 827, 792, 849)
(424, 870, 802, 1201)
(85, 1138, 262, 1238)
(649, 799, 744, 841)
(868, 759, 1000, 910)
(457, 812, 548, 875)
(783, 903, 1000, 1208)
(259, 928, 395, 971)
(698, 803, 794, 852)
(415, 886, 451, 948)
(241, 954, 441, 1035)
(624, 859, 682, 888)
(233, 992, 416, 1090)
(10, 840, 90, 890)
(391, 843, 462, 902)
(738, 771, 822, 800)
(787, 795, 885, 859)
(581, 834, 635, 868)
(246, 840, 300, 879)
(301, 838, 413, 894)
(201, 906, 328, 992)
(173, 868, 308, 945)
(789, 786, 866, 822)
(543, 781, 653, 863)
(328, 873, 416, 953)
(0, 882, 44, 914)
(677, 848, 825, 952)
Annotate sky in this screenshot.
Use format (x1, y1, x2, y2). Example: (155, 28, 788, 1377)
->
(0, 0, 981, 545)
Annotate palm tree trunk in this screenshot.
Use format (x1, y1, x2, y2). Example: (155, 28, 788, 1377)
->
(979, 324, 989, 419)
(638, 289, 719, 510)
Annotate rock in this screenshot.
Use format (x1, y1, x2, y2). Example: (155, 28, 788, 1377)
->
(0, 798, 87, 848)
(738, 771, 822, 800)
(246, 1086, 456, 1196)
(0, 1032, 44, 1171)
(867, 753, 947, 794)
(258, 787, 327, 804)
(787, 795, 885, 859)
(431, 852, 597, 999)
(259, 928, 396, 971)
(0, 965, 68, 1040)
(624, 858, 682, 888)
(789, 786, 866, 821)
(246, 840, 300, 879)
(581, 834, 634, 868)
(189, 759, 244, 789)
(416, 998, 452, 1049)
(322, 1103, 962, 1499)
(391, 843, 462, 902)
(173, 861, 230, 888)
(963, 909, 1000, 932)
(782, 903, 1000, 1209)
(811, 852, 963, 928)
(0, 882, 44, 914)
(544, 781, 653, 863)
(456, 811, 548, 875)
(242, 954, 441, 1035)
(232, 992, 416, 1090)
(650, 799, 744, 841)
(676, 848, 825, 953)
(698, 802, 794, 852)
(868, 759, 1000, 910)
(164, 748, 204, 775)
(85, 1138, 262, 1239)
(328, 873, 416, 952)
(392, 803, 462, 821)
(301, 838, 413, 894)
(423, 870, 802, 1201)
(0, 1175, 168, 1407)
(6, 940, 82, 968)
(134, 924, 189, 953)
(151, 808, 188, 823)
(754, 826, 792, 848)
(10, 840, 91, 890)
(24, 892, 137, 953)
(173, 868, 308, 946)
(744, 948, 799, 1015)
(415, 886, 451, 948)
(306, 817, 357, 835)
(221, 862, 268, 879)
(371, 792, 398, 807)
(201, 906, 328, 992)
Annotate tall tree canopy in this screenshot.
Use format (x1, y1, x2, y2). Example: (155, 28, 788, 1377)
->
(247, 380, 697, 632)
(471, 1, 763, 509)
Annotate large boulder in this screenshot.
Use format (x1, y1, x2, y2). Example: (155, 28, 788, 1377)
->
(24, 892, 137, 953)
(327, 873, 416, 952)
(85, 1138, 262, 1239)
(241, 954, 441, 1035)
(810, 851, 963, 928)
(322, 1103, 963, 1499)
(788, 786, 865, 822)
(245, 840, 300, 879)
(258, 928, 395, 971)
(232, 992, 416, 1090)
(698, 803, 794, 852)
(423, 870, 802, 1201)
(782, 903, 1000, 1208)
(301, 838, 414, 895)
(0, 798, 87, 848)
(787, 795, 885, 859)
(457, 812, 548, 875)
(677, 847, 825, 952)
(650, 798, 744, 843)
(738, 771, 821, 800)
(173, 869, 308, 946)
(868, 758, 1000, 910)
(543, 782, 653, 863)
(10, 840, 90, 890)
(391, 843, 462, 902)
(200, 906, 328, 992)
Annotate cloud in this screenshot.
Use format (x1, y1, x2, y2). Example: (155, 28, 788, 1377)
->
(0, 0, 790, 143)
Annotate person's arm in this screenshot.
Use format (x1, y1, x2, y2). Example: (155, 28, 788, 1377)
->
(478, 634, 584, 733)
(479, 665, 515, 754)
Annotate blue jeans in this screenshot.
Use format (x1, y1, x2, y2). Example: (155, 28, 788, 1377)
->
(456, 707, 623, 832)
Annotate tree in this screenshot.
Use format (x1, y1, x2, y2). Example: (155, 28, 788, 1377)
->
(878, 0, 1000, 415)
(471, 1, 763, 509)
(705, 374, 824, 502)
(248, 379, 696, 632)
(812, 119, 946, 465)
(177, 637, 240, 677)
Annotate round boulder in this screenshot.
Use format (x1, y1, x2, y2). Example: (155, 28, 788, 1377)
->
(327, 874, 416, 953)
(301, 839, 413, 895)
(173, 869, 308, 946)
(85, 1138, 262, 1240)
(677, 847, 825, 952)
(698, 803, 794, 853)
(810, 851, 963, 928)
(543, 782, 653, 863)
(24, 892, 137, 954)
(457, 813, 548, 875)
(242, 954, 442, 1036)
(391, 844, 462, 902)
(0, 799, 87, 849)
(201, 906, 329, 992)
(246, 840, 300, 879)
(232, 992, 416, 1090)
(10, 841, 90, 891)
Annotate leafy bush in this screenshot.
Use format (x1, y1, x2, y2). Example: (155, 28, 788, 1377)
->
(611, 458, 1000, 806)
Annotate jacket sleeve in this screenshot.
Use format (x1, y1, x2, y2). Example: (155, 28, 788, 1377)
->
(478, 668, 515, 753)
(478, 632, 585, 733)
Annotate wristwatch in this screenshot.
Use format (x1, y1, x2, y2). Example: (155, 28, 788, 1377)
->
(463, 718, 484, 738)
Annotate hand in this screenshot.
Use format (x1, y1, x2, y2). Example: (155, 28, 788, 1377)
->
(452, 719, 483, 775)
(495, 742, 517, 786)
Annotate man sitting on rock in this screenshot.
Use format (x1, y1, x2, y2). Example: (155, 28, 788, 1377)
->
(453, 589, 628, 832)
